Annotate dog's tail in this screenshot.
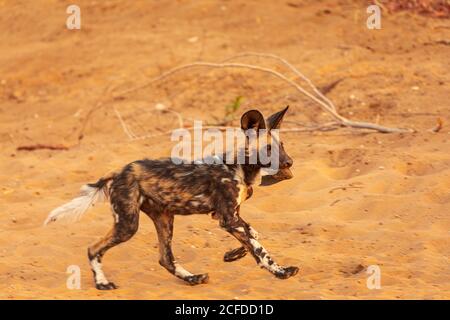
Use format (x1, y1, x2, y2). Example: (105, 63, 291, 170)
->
(44, 171, 117, 226)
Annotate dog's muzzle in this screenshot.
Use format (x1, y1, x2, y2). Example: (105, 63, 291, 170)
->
(260, 168, 293, 186)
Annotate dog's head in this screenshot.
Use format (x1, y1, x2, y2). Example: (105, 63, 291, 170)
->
(240, 106, 293, 184)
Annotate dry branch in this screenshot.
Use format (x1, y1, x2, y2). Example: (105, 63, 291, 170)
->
(114, 61, 413, 134)
(223, 52, 339, 112)
(77, 84, 113, 143)
(113, 106, 137, 140)
(117, 121, 340, 142)
(17, 144, 69, 151)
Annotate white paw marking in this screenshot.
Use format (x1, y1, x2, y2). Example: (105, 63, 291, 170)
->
(90, 257, 109, 285)
(174, 262, 194, 278)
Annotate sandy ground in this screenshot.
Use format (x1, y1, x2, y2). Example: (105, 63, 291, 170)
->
(0, 0, 449, 299)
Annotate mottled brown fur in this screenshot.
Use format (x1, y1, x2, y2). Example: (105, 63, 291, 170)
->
(87, 107, 298, 289)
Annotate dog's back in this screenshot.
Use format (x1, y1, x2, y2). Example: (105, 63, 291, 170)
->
(110, 159, 247, 216)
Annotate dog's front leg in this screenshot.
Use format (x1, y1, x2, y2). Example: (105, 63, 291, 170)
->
(220, 212, 299, 279)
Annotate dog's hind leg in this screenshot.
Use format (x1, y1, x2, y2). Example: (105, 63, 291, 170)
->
(224, 246, 247, 262)
(141, 203, 209, 285)
(87, 181, 140, 290)
(224, 226, 260, 262)
(224, 225, 259, 262)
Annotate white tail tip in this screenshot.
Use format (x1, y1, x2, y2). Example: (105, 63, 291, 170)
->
(44, 185, 105, 226)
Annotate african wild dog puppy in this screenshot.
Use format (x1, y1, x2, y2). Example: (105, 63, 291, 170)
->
(45, 107, 298, 290)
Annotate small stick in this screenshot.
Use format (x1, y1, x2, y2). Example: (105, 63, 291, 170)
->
(429, 118, 443, 133)
(126, 61, 412, 133)
(113, 107, 137, 140)
(224, 52, 339, 112)
(105, 53, 415, 139)
(17, 144, 69, 151)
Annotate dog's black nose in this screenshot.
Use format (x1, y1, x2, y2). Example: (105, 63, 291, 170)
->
(281, 158, 293, 169)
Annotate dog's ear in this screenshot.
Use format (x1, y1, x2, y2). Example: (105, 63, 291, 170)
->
(241, 109, 266, 131)
(266, 106, 289, 130)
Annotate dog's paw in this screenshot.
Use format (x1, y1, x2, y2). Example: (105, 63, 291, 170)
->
(185, 273, 209, 285)
(95, 282, 118, 290)
(274, 266, 299, 279)
(224, 247, 248, 262)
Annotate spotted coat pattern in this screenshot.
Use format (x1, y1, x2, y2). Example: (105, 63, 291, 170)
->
(86, 107, 299, 289)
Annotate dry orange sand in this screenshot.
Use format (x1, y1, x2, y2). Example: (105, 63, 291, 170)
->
(0, 0, 449, 299)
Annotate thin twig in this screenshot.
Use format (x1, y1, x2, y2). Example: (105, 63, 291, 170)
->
(114, 61, 412, 133)
(169, 109, 184, 128)
(115, 122, 342, 142)
(428, 118, 443, 133)
(77, 84, 113, 144)
(113, 107, 136, 140)
(224, 52, 339, 112)
(374, 0, 388, 13)
(17, 144, 69, 151)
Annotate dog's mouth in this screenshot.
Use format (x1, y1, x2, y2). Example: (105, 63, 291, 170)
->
(260, 168, 293, 186)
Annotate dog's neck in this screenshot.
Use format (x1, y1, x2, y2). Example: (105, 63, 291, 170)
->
(220, 150, 263, 186)
(223, 157, 261, 187)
